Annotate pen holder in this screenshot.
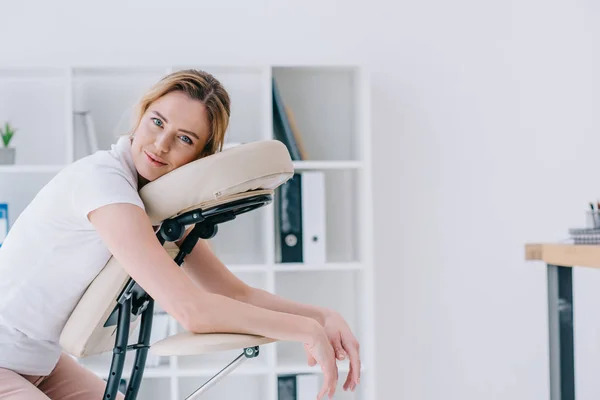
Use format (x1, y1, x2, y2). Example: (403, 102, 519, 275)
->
(586, 211, 600, 229)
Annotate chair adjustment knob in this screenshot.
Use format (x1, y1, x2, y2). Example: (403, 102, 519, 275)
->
(159, 219, 185, 242)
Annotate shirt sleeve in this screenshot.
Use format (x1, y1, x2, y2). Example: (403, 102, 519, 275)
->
(70, 162, 146, 222)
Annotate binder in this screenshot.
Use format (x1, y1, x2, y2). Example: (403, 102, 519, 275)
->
(277, 374, 320, 400)
(300, 171, 326, 264)
(0, 203, 7, 248)
(275, 173, 303, 263)
(278, 375, 296, 400)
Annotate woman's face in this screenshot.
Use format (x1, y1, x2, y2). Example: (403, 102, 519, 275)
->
(131, 91, 210, 186)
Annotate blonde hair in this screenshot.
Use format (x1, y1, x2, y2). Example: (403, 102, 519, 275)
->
(131, 69, 231, 157)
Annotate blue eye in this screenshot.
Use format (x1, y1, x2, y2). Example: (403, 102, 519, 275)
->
(180, 135, 193, 145)
(151, 118, 163, 127)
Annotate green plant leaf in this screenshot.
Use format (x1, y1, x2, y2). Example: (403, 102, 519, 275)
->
(1, 122, 16, 147)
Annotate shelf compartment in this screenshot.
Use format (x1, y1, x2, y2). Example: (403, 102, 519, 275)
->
(274, 270, 363, 365)
(272, 66, 361, 162)
(207, 206, 269, 265)
(273, 169, 362, 265)
(0, 69, 70, 165)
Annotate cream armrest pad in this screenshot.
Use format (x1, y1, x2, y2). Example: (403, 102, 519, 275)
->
(139, 140, 294, 225)
(149, 332, 278, 356)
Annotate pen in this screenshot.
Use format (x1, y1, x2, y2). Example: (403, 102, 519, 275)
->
(591, 202, 597, 228)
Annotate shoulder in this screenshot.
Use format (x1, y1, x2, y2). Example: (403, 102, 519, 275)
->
(62, 137, 145, 219)
(65, 136, 139, 191)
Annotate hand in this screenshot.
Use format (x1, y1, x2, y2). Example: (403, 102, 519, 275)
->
(304, 326, 339, 399)
(305, 309, 361, 392)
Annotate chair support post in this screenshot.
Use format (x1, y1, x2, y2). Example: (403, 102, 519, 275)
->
(104, 296, 132, 400)
(124, 299, 154, 400)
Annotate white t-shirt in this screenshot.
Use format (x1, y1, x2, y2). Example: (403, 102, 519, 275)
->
(0, 136, 145, 375)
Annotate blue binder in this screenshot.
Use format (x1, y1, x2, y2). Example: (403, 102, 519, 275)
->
(0, 203, 7, 248)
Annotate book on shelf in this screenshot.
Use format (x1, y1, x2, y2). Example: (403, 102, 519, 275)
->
(284, 105, 308, 160)
(0, 203, 7, 248)
(272, 77, 305, 161)
(278, 374, 319, 400)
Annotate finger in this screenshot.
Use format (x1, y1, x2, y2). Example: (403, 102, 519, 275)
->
(330, 359, 339, 398)
(320, 356, 337, 398)
(343, 362, 353, 390)
(327, 372, 337, 399)
(318, 383, 327, 400)
(303, 344, 317, 366)
(342, 336, 361, 387)
(321, 367, 336, 400)
(333, 333, 346, 360)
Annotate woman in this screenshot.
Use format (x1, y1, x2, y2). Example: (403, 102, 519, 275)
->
(0, 69, 360, 399)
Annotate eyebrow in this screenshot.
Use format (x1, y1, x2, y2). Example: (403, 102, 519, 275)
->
(151, 110, 200, 140)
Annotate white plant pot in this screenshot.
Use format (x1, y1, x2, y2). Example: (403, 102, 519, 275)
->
(0, 148, 15, 165)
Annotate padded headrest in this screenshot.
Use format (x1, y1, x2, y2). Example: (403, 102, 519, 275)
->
(139, 140, 294, 225)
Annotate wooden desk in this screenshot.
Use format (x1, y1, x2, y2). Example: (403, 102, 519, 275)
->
(525, 243, 600, 400)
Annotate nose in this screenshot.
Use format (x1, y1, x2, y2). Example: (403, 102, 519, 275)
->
(154, 130, 173, 153)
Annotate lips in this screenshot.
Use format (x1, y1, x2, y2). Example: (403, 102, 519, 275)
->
(144, 151, 167, 166)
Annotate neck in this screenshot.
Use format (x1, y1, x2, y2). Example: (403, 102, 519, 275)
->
(137, 173, 150, 190)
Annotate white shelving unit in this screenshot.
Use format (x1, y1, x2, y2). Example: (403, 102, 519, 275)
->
(0, 64, 374, 400)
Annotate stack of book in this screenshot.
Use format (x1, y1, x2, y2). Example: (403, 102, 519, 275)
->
(568, 227, 600, 244)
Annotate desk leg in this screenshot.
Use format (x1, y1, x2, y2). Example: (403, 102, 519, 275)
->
(547, 264, 575, 400)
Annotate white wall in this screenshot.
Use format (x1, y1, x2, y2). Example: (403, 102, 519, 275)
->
(3, 0, 600, 398)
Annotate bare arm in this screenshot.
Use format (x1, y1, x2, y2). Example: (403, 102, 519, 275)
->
(178, 234, 329, 325)
(87, 203, 321, 343)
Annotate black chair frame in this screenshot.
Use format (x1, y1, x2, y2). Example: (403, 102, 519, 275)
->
(100, 193, 272, 400)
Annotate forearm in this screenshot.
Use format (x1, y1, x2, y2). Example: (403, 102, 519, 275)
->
(177, 239, 327, 330)
(187, 291, 321, 344)
(240, 287, 328, 326)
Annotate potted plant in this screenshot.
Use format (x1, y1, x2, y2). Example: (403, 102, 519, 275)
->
(0, 122, 16, 165)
